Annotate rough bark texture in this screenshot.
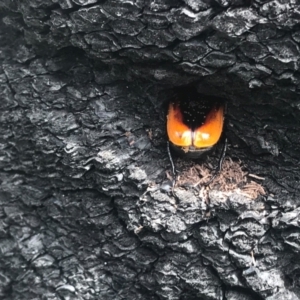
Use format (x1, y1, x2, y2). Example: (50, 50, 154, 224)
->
(1, 1, 300, 300)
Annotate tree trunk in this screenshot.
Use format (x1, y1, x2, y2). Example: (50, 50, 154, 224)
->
(0, 1, 300, 299)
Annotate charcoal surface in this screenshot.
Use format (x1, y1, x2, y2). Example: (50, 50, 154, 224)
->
(1, 1, 300, 300)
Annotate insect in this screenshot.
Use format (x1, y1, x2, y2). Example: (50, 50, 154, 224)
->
(166, 87, 227, 186)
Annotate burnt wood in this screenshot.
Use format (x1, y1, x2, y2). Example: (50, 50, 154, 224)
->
(0, 1, 300, 300)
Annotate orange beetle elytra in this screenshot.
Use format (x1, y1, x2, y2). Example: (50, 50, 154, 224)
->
(167, 90, 225, 157)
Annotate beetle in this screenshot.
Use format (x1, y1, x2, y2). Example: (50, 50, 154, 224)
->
(166, 87, 227, 186)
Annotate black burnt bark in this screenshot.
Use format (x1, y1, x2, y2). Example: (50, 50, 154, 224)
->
(0, 1, 300, 300)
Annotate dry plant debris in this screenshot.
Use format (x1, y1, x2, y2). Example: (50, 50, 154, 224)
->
(176, 158, 266, 200)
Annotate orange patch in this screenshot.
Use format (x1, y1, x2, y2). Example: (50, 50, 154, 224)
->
(193, 105, 224, 148)
(167, 103, 192, 147)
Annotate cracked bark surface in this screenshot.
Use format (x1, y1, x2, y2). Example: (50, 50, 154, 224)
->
(1, 1, 300, 299)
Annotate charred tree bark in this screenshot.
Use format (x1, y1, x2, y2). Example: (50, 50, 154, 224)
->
(0, 1, 300, 300)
